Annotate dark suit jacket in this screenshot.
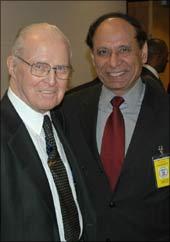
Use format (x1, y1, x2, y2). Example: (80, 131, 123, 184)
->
(141, 66, 165, 92)
(58, 77, 170, 241)
(1, 93, 96, 241)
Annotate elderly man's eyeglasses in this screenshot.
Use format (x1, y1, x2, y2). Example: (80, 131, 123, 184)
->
(15, 55, 73, 80)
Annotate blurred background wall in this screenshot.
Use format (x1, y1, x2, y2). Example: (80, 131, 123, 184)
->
(127, 0, 170, 89)
(1, 0, 169, 97)
(1, 0, 126, 97)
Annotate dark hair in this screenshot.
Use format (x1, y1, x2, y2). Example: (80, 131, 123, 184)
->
(86, 12, 148, 49)
(147, 38, 168, 60)
(147, 38, 168, 73)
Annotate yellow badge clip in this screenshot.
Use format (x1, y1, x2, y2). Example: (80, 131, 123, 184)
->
(153, 146, 170, 188)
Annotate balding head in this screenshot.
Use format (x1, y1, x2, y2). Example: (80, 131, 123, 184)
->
(11, 23, 71, 58)
(7, 22, 72, 113)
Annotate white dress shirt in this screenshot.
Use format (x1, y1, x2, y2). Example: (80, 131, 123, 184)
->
(7, 87, 82, 241)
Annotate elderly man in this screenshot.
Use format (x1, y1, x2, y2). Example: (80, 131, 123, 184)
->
(1, 23, 95, 241)
(59, 13, 170, 241)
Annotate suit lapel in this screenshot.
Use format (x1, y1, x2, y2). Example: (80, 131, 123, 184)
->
(51, 112, 97, 225)
(72, 81, 112, 196)
(78, 81, 102, 165)
(4, 95, 56, 219)
(51, 110, 86, 186)
(114, 83, 159, 200)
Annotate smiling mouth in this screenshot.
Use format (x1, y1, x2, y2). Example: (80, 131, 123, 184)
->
(39, 90, 56, 94)
(109, 71, 125, 77)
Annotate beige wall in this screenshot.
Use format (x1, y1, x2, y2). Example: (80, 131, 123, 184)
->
(1, 0, 126, 97)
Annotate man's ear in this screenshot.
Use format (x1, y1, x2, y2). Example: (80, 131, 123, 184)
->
(141, 42, 148, 64)
(7, 56, 16, 77)
(90, 51, 95, 66)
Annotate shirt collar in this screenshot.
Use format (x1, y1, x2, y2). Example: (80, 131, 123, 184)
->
(143, 64, 159, 79)
(99, 77, 145, 112)
(8, 87, 50, 135)
(123, 77, 145, 111)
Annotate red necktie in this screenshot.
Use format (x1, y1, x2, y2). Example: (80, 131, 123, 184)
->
(100, 96, 125, 190)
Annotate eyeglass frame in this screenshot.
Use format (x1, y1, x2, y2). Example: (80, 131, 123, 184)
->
(14, 55, 73, 80)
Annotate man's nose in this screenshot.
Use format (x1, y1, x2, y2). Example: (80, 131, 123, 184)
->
(109, 52, 121, 67)
(47, 69, 57, 85)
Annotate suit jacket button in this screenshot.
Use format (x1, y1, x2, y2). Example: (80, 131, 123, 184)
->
(109, 201, 116, 207)
(106, 238, 111, 242)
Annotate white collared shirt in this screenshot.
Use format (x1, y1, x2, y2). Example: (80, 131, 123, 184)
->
(97, 78, 145, 155)
(7, 87, 83, 241)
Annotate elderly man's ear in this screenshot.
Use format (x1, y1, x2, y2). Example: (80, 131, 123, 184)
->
(7, 56, 17, 77)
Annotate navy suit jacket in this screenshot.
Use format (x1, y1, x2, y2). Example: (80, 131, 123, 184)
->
(58, 77, 170, 241)
(1, 93, 96, 241)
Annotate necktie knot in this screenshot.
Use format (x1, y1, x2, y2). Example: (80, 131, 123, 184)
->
(43, 115, 57, 160)
(111, 96, 124, 108)
(43, 115, 52, 132)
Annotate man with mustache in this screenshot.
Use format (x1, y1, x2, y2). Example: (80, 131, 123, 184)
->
(59, 12, 170, 241)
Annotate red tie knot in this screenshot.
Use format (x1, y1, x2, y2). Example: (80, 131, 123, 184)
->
(111, 96, 124, 107)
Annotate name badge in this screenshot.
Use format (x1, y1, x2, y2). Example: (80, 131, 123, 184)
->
(153, 156, 169, 188)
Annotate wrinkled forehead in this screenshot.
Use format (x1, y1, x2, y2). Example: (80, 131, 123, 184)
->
(23, 26, 67, 47)
(21, 29, 70, 60)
